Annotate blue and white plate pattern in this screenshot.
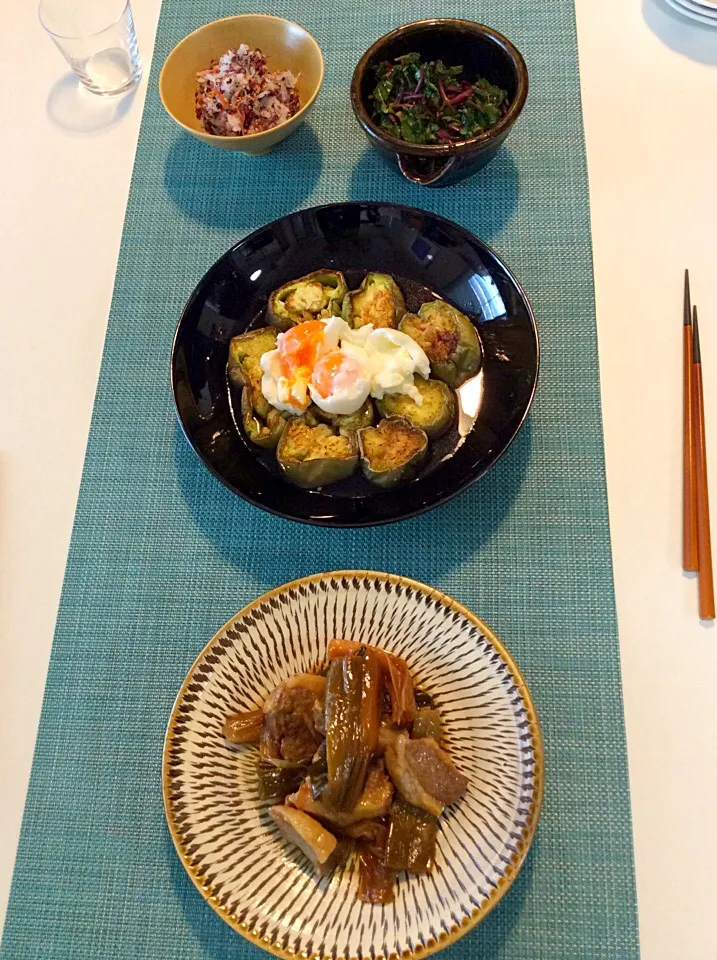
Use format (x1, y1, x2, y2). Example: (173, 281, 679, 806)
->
(163, 571, 543, 960)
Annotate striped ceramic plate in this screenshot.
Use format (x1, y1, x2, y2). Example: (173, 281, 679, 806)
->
(163, 571, 543, 960)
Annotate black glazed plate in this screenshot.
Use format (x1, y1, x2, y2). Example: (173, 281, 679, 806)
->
(171, 202, 538, 527)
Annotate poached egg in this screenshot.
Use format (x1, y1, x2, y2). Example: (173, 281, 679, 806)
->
(260, 316, 430, 416)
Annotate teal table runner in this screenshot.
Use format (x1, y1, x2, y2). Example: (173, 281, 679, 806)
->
(1, 1, 640, 958)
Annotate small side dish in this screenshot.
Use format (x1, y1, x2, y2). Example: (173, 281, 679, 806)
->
(370, 52, 508, 145)
(224, 639, 469, 902)
(196, 44, 300, 136)
(226, 268, 483, 490)
(164, 571, 543, 949)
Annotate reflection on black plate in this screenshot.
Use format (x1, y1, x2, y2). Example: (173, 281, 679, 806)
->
(171, 202, 539, 526)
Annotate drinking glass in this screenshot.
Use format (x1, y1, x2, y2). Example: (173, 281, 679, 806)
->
(39, 0, 142, 97)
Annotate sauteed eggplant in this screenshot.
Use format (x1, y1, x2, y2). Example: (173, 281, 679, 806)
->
(276, 419, 359, 488)
(341, 272, 406, 330)
(227, 270, 483, 491)
(357, 417, 428, 489)
(266, 270, 348, 330)
(399, 300, 482, 388)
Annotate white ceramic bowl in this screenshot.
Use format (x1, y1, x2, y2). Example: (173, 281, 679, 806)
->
(163, 571, 543, 960)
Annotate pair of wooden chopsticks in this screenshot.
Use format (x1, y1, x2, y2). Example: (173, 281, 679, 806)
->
(683, 269, 714, 619)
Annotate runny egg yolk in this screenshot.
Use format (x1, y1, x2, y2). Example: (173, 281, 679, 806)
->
(311, 350, 362, 399)
(277, 320, 326, 377)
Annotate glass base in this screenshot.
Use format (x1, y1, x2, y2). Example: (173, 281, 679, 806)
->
(75, 49, 142, 97)
(79, 71, 141, 97)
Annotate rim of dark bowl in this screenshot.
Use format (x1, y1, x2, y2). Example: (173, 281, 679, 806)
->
(350, 18, 529, 157)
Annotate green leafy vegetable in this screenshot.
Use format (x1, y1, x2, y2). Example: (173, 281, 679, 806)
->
(370, 53, 508, 146)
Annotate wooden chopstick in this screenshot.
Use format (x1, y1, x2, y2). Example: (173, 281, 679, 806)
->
(683, 270, 698, 571)
(691, 304, 715, 620)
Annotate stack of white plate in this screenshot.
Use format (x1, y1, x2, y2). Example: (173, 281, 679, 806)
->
(665, 0, 717, 25)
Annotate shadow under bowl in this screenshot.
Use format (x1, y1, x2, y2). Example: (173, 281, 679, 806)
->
(350, 19, 528, 186)
(159, 14, 324, 155)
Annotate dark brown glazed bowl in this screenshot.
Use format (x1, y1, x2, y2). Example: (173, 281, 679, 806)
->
(350, 19, 528, 187)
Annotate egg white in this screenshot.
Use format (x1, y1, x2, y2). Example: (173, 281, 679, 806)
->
(259, 315, 431, 416)
(364, 328, 430, 403)
(308, 350, 371, 416)
(259, 348, 311, 414)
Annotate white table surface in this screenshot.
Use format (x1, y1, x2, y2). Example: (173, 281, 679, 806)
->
(2, 0, 716, 955)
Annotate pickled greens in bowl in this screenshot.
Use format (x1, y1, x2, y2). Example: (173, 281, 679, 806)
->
(370, 52, 508, 145)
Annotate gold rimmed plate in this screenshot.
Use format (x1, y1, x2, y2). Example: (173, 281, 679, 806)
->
(163, 571, 543, 960)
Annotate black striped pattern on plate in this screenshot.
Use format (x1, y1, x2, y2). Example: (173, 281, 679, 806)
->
(163, 571, 543, 960)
